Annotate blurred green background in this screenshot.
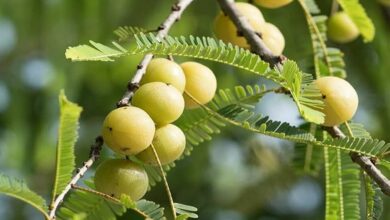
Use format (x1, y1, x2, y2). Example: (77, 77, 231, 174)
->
(0, 0, 389, 219)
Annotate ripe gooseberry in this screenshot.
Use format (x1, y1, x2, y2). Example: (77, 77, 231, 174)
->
(214, 2, 265, 48)
(102, 107, 155, 155)
(94, 159, 148, 200)
(315, 76, 358, 126)
(132, 82, 185, 125)
(137, 124, 186, 165)
(327, 12, 359, 43)
(141, 58, 186, 93)
(262, 22, 285, 55)
(180, 62, 217, 109)
(254, 0, 293, 8)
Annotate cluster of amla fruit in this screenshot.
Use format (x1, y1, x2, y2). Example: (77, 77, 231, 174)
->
(214, 1, 294, 56)
(94, 58, 217, 200)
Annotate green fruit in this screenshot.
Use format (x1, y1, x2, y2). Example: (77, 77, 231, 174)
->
(262, 22, 285, 55)
(315, 76, 358, 126)
(94, 159, 148, 200)
(137, 124, 186, 165)
(141, 58, 186, 93)
(327, 12, 359, 43)
(254, 0, 293, 8)
(102, 107, 155, 155)
(132, 82, 185, 125)
(181, 62, 217, 109)
(214, 2, 265, 48)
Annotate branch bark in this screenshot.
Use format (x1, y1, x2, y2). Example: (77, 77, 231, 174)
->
(117, 0, 194, 107)
(49, 1, 195, 219)
(324, 126, 390, 196)
(217, 0, 390, 196)
(49, 136, 103, 219)
(216, 0, 284, 66)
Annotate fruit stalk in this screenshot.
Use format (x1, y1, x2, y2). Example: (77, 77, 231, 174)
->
(217, 0, 390, 196)
(48, 0, 195, 218)
(117, 0, 195, 107)
(216, 0, 284, 66)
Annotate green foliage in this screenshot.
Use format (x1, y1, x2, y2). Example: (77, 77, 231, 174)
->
(114, 26, 148, 42)
(299, 0, 346, 78)
(324, 148, 344, 220)
(174, 203, 198, 219)
(364, 173, 383, 220)
(0, 174, 49, 219)
(57, 181, 166, 220)
(304, 0, 320, 14)
(65, 33, 325, 124)
(52, 91, 83, 202)
(65, 41, 127, 62)
(337, 0, 375, 42)
(292, 124, 324, 176)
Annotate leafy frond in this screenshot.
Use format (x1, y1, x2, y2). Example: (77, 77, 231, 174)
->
(65, 41, 127, 61)
(114, 26, 148, 42)
(340, 152, 361, 220)
(57, 181, 166, 220)
(198, 102, 390, 158)
(337, 0, 375, 42)
(363, 173, 383, 220)
(65, 34, 325, 123)
(133, 34, 325, 124)
(0, 174, 49, 219)
(324, 147, 344, 220)
(304, 0, 320, 14)
(52, 91, 83, 203)
(299, 0, 347, 78)
(292, 124, 323, 176)
(174, 203, 198, 219)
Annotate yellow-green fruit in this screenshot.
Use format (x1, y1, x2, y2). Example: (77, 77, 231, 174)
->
(132, 82, 184, 125)
(181, 62, 217, 109)
(262, 22, 285, 55)
(214, 2, 265, 48)
(327, 12, 359, 43)
(254, 0, 293, 8)
(315, 76, 358, 126)
(137, 124, 186, 165)
(102, 107, 155, 155)
(141, 58, 186, 93)
(94, 159, 148, 200)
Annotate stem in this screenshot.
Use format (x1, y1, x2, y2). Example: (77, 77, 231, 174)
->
(49, 1, 195, 218)
(117, 0, 195, 107)
(71, 185, 150, 219)
(150, 143, 177, 219)
(49, 136, 103, 219)
(216, 0, 284, 67)
(72, 185, 120, 203)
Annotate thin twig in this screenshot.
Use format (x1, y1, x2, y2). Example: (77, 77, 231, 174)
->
(216, 0, 284, 67)
(217, 0, 390, 196)
(49, 136, 103, 219)
(150, 143, 177, 219)
(117, 0, 195, 107)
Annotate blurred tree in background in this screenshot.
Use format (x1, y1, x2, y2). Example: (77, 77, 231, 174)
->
(0, 0, 389, 219)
